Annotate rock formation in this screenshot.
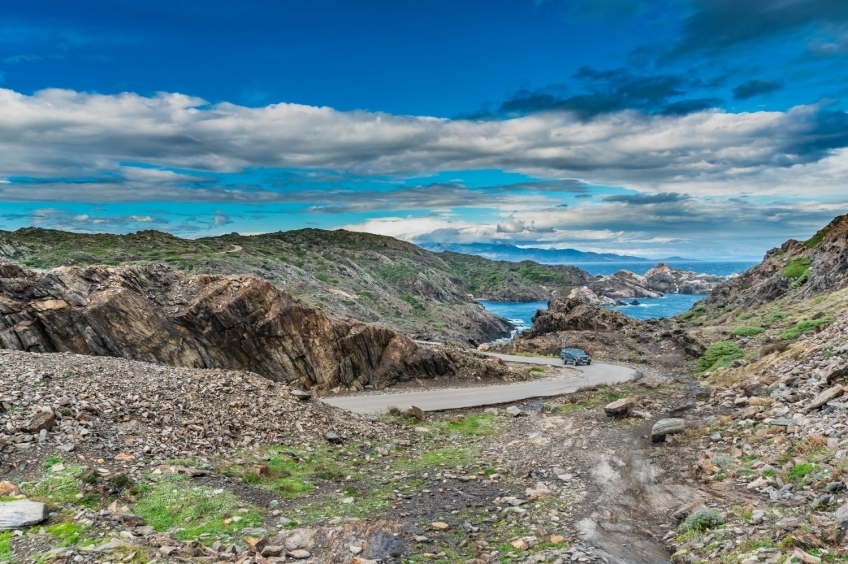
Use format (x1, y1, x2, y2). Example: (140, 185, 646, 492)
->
(583, 263, 727, 302)
(523, 297, 639, 338)
(704, 213, 848, 312)
(0, 262, 451, 390)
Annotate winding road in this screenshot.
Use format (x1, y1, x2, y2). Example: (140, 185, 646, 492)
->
(321, 353, 637, 414)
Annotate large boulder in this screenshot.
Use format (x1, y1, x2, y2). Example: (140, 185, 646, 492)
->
(0, 500, 48, 530)
(651, 418, 688, 442)
(0, 262, 452, 390)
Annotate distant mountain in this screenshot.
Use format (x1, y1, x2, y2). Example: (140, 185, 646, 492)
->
(421, 242, 660, 264)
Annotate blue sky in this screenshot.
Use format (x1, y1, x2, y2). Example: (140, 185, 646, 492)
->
(1, 0, 847, 259)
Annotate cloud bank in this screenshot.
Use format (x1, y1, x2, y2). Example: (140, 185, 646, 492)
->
(0, 87, 847, 203)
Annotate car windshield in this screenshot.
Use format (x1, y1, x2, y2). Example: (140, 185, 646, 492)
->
(564, 349, 587, 355)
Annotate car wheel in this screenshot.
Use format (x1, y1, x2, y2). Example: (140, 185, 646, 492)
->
(587, 360, 591, 365)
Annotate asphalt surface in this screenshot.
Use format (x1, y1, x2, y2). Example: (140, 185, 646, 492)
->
(321, 353, 637, 414)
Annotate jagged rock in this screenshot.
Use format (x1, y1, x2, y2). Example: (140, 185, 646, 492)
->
(524, 298, 638, 338)
(23, 409, 56, 432)
(604, 397, 638, 417)
(407, 405, 426, 422)
(651, 418, 688, 442)
(702, 213, 848, 312)
(0, 262, 452, 390)
(807, 385, 844, 410)
(0, 500, 49, 530)
(505, 406, 525, 417)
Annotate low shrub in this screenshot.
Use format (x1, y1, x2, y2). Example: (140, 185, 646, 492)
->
(731, 326, 764, 337)
(678, 508, 725, 533)
(697, 341, 744, 372)
(780, 317, 834, 340)
(783, 258, 811, 279)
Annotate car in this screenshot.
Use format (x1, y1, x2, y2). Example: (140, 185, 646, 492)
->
(560, 348, 591, 365)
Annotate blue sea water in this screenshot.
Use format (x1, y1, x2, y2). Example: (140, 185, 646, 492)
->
(478, 261, 756, 333)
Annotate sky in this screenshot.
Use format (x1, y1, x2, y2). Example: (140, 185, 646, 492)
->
(1, 0, 847, 259)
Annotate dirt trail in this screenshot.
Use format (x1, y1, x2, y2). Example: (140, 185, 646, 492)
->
(487, 380, 710, 564)
(569, 419, 702, 564)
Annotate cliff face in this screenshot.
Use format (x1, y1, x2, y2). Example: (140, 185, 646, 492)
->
(0, 262, 451, 389)
(703, 213, 848, 312)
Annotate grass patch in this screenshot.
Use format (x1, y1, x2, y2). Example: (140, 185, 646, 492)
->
(418, 447, 476, 468)
(133, 475, 263, 541)
(217, 444, 360, 498)
(23, 465, 99, 508)
(783, 258, 811, 279)
(0, 531, 11, 561)
(780, 317, 834, 340)
(697, 341, 744, 372)
(42, 456, 64, 472)
(43, 521, 90, 547)
(787, 463, 817, 484)
(804, 224, 832, 249)
(433, 413, 500, 436)
(731, 326, 764, 337)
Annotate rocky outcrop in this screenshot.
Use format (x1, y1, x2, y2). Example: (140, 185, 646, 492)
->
(0, 262, 452, 390)
(523, 297, 638, 338)
(566, 286, 624, 307)
(584, 263, 727, 302)
(703, 213, 848, 312)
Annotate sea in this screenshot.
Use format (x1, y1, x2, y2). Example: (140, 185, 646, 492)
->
(478, 260, 758, 334)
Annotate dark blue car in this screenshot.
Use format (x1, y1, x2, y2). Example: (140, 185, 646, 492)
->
(560, 348, 591, 365)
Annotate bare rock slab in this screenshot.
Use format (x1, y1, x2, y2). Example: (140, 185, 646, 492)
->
(651, 418, 688, 442)
(604, 397, 638, 417)
(0, 499, 49, 530)
(807, 385, 844, 411)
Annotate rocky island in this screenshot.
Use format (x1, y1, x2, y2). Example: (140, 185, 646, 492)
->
(569, 262, 730, 306)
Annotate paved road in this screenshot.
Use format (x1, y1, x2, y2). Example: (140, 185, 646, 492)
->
(321, 353, 637, 414)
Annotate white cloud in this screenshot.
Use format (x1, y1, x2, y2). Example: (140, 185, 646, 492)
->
(0, 87, 846, 201)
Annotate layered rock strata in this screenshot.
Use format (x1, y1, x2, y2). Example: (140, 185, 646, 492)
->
(0, 262, 451, 389)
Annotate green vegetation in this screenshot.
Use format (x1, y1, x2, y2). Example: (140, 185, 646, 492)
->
(678, 508, 725, 533)
(780, 317, 834, 340)
(44, 521, 90, 547)
(431, 413, 500, 436)
(516, 263, 566, 284)
(23, 465, 99, 508)
(133, 475, 263, 541)
(730, 326, 764, 337)
(399, 294, 425, 312)
(0, 531, 11, 561)
(804, 224, 832, 249)
(783, 258, 811, 278)
(42, 456, 64, 471)
(697, 341, 744, 372)
(787, 463, 817, 484)
(679, 303, 705, 321)
(216, 444, 357, 497)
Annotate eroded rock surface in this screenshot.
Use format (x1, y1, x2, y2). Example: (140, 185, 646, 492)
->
(0, 262, 451, 389)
